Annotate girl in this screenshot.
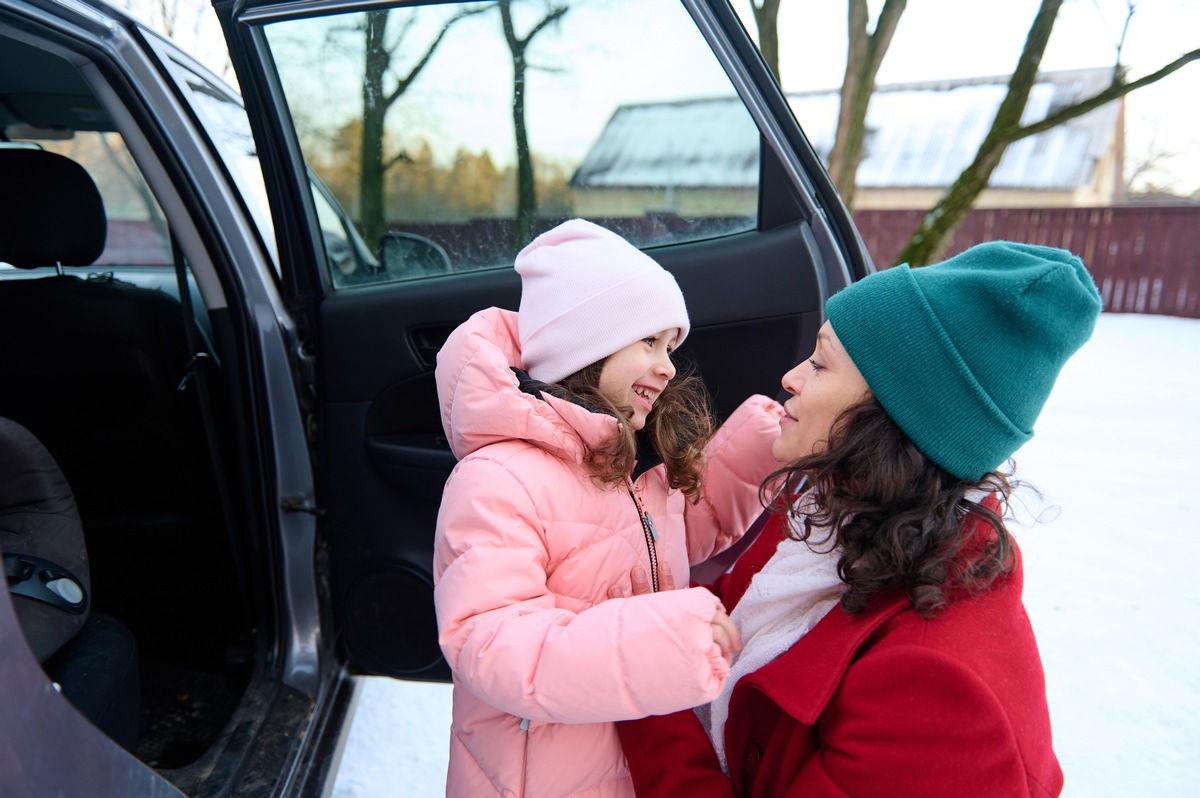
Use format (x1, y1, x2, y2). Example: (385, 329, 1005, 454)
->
(616, 241, 1102, 797)
(432, 219, 783, 797)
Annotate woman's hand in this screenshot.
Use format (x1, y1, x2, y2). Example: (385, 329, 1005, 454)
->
(608, 563, 741, 663)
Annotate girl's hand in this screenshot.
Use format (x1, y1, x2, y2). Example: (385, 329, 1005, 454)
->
(711, 610, 741, 663)
(607, 562, 675, 598)
(633, 560, 675, 593)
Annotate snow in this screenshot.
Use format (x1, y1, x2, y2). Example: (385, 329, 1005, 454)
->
(329, 312, 1200, 797)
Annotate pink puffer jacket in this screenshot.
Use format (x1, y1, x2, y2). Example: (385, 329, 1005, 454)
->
(433, 308, 782, 797)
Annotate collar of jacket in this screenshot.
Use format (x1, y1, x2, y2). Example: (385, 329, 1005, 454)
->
(511, 367, 665, 481)
(731, 494, 1007, 724)
(733, 585, 909, 724)
(438, 308, 621, 462)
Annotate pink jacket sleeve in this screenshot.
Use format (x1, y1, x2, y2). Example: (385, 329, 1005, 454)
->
(434, 457, 732, 724)
(684, 395, 783, 565)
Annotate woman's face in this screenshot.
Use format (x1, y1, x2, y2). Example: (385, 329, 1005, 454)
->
(773, 321, 871, 462)
(598, 329, 678, 431)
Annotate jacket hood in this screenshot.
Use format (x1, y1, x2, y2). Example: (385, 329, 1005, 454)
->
(435, 307, 620, 462)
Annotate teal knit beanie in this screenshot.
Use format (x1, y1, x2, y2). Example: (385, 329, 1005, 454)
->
(825, 241, 1102, 481)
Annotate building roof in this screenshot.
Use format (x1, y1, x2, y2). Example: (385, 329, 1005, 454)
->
(571, 68, 1120, 192)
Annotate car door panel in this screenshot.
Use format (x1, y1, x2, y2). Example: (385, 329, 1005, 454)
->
(318, 219, 823, 679)
(212, 0, 865, 681)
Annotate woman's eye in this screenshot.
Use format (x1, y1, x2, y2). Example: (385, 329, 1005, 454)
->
(808, 358, 824, 372)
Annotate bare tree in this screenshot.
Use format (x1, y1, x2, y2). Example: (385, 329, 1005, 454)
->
(825, 0, 905, 209)
(499, 0, 569, 248)
(750, 0, 783, 82)
(895, 0, 1199, 266)
(748, 0, 906, 207)
(358, 7, 490, 247)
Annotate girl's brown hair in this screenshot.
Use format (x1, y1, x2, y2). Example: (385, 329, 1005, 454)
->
(556, 358, 714, 503)
(761, 395, 1016, 618)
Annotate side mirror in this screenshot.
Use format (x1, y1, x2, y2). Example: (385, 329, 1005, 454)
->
(379, 232, 452, 279)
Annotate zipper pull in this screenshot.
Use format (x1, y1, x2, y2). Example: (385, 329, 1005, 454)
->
(645, 512, 659, 542)
(520, 718, 531, 732)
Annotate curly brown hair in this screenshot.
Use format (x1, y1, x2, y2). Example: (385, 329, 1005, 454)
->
(760, 395, 1017, 618)
(556, 358, 715, 503)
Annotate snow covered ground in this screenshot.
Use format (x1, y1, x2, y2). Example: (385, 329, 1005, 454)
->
(329, 311, 1200, 798)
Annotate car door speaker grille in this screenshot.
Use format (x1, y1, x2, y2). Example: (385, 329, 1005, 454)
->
(342, 565, 444, 678)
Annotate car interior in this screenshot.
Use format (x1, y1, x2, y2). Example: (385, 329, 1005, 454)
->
(0, 30, 255, 783)
(0, 414, 141, 752)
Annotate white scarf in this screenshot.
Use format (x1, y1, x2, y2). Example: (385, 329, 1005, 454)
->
(697, 493, 847, 772)
(696, 487, 992, 771)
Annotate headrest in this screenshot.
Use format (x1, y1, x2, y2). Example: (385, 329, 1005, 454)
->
(0, 148, 107, 268)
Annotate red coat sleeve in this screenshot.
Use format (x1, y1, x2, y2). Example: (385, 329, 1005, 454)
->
(616, 710, 736, 798)
(617, 513, 791, 797)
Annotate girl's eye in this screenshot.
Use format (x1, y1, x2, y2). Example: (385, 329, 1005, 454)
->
(643, 336, 657, 347)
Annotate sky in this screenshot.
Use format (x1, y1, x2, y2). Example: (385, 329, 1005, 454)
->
(329, 310, 1200, 797)
(127, 0, 1199, 195)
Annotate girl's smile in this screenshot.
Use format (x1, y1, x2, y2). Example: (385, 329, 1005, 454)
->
(599, 329, 679, 430)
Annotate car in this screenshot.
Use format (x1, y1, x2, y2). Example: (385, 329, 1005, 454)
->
(0, 0, 871, 794)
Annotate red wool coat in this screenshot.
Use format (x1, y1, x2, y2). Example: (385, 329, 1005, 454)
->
(617, 506, 1063, 798)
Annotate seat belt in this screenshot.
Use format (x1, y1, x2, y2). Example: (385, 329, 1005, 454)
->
(170, 234, 251, 620)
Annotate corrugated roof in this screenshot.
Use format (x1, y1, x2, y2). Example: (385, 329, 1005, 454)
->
(571, 68, 1119, 192)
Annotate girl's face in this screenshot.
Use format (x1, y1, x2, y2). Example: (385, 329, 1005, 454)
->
(598, 328, 679, 431)
(773, 321, 871, 462)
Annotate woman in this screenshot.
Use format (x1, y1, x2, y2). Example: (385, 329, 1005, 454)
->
(615, 241, 1102, 798)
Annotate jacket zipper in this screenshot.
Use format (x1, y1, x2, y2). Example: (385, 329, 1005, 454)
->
(627, 481, 659, 592)
(520, 717, 531, 796)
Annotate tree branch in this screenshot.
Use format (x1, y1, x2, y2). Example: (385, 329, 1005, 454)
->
(867, 0, 906, 76)
(1005, 49, 1199, 145)
(522, 5, 568, 46)
(388, 4, 494, 105)
(383, 150, 411, 171)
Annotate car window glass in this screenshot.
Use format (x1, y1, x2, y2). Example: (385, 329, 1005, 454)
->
(0, 134, 170, 274)
(257, 0, 761, 289)
(169, 60, 281, 271)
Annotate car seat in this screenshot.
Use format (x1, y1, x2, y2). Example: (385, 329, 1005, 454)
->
(0, 147, 211, 540)
(0, 416, 140, 751)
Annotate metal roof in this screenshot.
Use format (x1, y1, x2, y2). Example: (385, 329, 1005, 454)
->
(571, 68, 1120, 192)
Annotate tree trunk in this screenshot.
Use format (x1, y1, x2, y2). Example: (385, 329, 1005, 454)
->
(751, 0, 782, 83)
(355, 7, 485, 252)
(360, 10, 390, 249)
(500, 1, 568, 251)
(894, 0, 1061, 266)
(499, 1, 535, 248)
(826, 0, 905, 209)
(512, 50, 536, 248)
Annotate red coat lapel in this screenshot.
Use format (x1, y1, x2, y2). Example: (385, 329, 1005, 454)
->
(733, 588, 910, 723)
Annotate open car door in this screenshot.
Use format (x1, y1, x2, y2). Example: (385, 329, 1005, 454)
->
(211, 0, 872, 681)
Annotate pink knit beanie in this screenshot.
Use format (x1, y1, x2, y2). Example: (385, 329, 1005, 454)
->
(516, 219, 690, 384)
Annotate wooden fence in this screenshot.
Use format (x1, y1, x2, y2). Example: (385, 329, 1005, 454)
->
(95, 204, 1197, 318)
(855, 205, 1200, 318)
